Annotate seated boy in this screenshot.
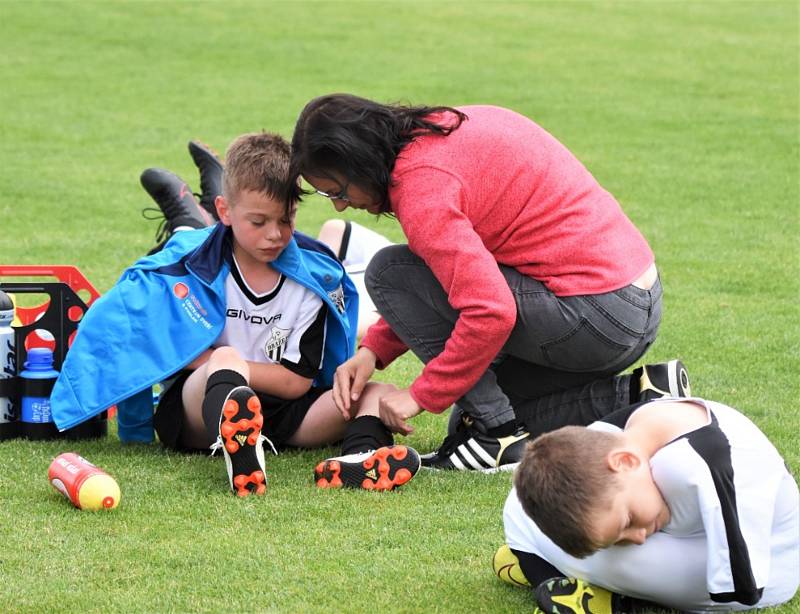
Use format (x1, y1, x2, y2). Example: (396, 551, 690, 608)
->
(496, 397, 799, 612)
(51, 132, 420, 496)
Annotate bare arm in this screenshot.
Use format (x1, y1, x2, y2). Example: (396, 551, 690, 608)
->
(247, 360, 313, 400)
(626, 400, 710, 453)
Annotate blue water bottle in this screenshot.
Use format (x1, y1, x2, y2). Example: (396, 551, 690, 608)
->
(0, 291, 17, 440)
(20, 347, 61, 440)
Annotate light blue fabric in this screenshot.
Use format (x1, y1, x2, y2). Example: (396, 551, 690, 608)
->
(51, 224, 358, 440)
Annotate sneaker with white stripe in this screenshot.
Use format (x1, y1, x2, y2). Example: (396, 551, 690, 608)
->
(421, 423, 529, 472)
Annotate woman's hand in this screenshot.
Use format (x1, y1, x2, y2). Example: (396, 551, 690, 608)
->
(333, 347, 378, 419)
(378, 388, 423, 436)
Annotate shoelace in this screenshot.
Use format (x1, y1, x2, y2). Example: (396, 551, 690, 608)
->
(209, 434, 278, 457)
(434, 419, 474, 457)
(141, 207, 170, 244)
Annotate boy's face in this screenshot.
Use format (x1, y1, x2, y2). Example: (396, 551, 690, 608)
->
(590, 450, 671, 549)
(302, 174, 382, 215)
(216, 190, 295, 265)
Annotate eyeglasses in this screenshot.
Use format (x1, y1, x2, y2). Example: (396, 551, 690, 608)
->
(314, 183, 352, 203)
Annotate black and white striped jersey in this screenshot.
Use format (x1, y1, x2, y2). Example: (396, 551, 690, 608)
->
(214, 258, 327, 379)
(504, 398, 799, 611)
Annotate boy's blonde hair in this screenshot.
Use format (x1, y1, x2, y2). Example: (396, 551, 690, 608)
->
(513, 426, 622, 558)
(223, 132, 300, 212)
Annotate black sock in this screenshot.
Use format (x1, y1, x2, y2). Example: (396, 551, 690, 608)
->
(512, 549, 561, 586)
(341, 415, 393, 455)
(202, 369, 248, 441)
(628, 369, 641, 404)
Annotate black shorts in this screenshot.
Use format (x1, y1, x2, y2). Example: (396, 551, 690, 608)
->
(153, 371, 329, 452)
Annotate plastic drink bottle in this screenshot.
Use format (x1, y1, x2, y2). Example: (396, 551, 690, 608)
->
(0, 291, 16, 440)
(19, 347, 60, 439)
(9, 293, 22, 327)
(48, 452, 121, 511)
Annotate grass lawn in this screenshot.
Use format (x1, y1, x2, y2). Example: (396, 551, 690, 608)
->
(1, 1, 797, 612)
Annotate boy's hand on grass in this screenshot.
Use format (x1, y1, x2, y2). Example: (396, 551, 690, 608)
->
(333, 347, 377, 418)
(378, 388, 422, 436)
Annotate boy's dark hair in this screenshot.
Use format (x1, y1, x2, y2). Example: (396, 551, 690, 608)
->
(514, 426, 622, 559)
(289, 93, 468, 214)
(223, 132, 301, 213)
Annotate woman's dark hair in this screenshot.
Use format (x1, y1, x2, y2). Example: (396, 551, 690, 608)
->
(289, 93, 467, 214)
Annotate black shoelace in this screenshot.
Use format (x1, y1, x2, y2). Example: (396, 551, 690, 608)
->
(435, 417, 475, 456)
(141, 207, 170, 244)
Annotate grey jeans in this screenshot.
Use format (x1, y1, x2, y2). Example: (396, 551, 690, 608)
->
(365, 245, 662, 432)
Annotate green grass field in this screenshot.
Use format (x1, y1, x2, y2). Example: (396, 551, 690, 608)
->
(1, 1, 797, 612)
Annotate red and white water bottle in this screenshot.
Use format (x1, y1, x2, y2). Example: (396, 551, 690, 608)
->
(48, 452, 121, 511)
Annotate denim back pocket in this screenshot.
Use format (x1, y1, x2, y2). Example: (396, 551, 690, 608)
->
(540, 284, 658, 372)
(541, 316, 632, 372)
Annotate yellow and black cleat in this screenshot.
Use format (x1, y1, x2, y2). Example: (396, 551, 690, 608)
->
(492, 544, 531, 587)
(535, 576, 616, 614)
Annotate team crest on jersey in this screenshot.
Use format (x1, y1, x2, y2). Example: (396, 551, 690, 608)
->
(265, 327, 291, 362)
(328, 285, 345, 314)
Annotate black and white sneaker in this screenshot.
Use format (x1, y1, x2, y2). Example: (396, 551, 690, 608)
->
(421, 421, 529, 472)
(635, 359, 691, 402)
(187, 140, 223, 221)
(140, 167, 214, 254)
(210, 386, 274, 497)
(314, 445, 421, 491)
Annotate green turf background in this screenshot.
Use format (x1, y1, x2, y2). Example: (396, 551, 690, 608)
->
(0, 1, 797, 612)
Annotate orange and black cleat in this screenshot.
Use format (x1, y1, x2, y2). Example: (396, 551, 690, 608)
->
(212, 386, 269, 497)
(314, 445, 421, 491)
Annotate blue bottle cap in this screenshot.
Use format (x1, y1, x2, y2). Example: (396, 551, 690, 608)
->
(24, 347, 54, 370)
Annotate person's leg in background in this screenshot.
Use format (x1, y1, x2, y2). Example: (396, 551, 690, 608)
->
(317, 219, 393, 338)
(139, 140, 222, 254)
(187, 139, 223, 220)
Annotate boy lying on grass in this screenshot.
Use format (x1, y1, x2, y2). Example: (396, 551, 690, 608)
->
(495, 397, 799, 612)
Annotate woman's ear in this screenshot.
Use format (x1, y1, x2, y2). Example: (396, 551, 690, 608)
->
(606, 448, 642, 474)
(216, 195, 231, 226)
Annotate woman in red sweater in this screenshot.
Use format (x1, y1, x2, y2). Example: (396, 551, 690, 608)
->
(289, 94, 688, 471)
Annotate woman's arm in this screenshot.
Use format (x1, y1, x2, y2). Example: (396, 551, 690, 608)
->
(390, 167, 517, 413)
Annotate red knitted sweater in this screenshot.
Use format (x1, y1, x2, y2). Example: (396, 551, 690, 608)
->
(360, 105, 654, 413)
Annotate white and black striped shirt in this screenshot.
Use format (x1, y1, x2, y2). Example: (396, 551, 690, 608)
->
(214, 258, 327, 379)
(504, 398, 799, 611)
